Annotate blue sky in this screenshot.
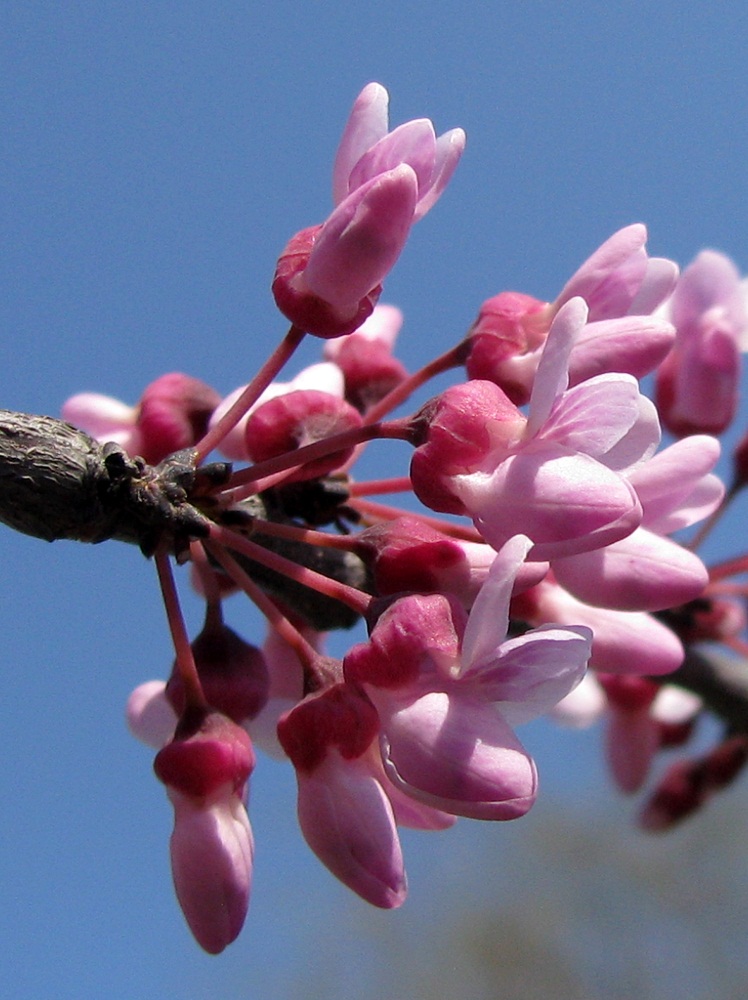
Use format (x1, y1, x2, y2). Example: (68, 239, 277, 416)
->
(3, 4, 748, 998)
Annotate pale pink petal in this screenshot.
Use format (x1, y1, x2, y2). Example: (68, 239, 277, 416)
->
(553, 528, 709, 612)
(61, 391, 142, 453)
(460, 535, 533, 668)
(457, 443, 642, 560)
(348, 119, 437, 199)
(380, 692, 538, 821)
(332, 82, 390, 204)
(626, 257, 679, 315)
(169, 789, 253, 954)
(462, 625, 591, 726)
(303, 166, 418, 311)
(532, 581, 684, 676)
(290, 361, 345, 397)
(126, 680, 176, 748)
(296, 752, 407, 909)
(324, 303, 403, 359)
(671, 250, 745, 337)
(208, 385, 252, 460)
(412, 127, 466, 221)
(551, 673, 607, 727)
(627, 435, 723, 532)
(539, 374, 660, 469)
(525, 297, 586, 436)
(386, 781, 457, 830)
(556, 224, 649, 320)
(651, 686, 702, 724)
(567, 316, 676, 386)
(62, 391, 135, 434)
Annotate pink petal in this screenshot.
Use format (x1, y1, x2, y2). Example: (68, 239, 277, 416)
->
(551, 673, 607, 727)
(568, 316, 676, 386)
(671, 250, 745, 337)
(412, 127, 466, 221)
(626, 257, 679, 315)
(304, 166, 418, 310)
(332, 82, 390, 205)
(539, 374, 660, 469)
(296, 752, 407, 909)
(461, 625, 592, 726)
(526, 297, 586, 436)
(555, 224, 649, 320)
(126, 680, 176, 748)
(461, 535, 533, 667)
(457, 442, 642, 560)
(532, 582, 684, 676)
(348, 119, 437, 200)
(380, 692, 537, 821)
(627, 435, 722, 531)
(553, 528, 709, 612)
(169, 790, 253, 954)
(61, 391, 141, 453)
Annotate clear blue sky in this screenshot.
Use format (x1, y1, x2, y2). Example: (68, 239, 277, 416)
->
(3, 4, 748, 998)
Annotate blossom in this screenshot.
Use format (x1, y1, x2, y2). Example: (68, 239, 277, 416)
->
(62, 372, 221, 464)
(272, 83, 465, 338)
(277, 683, 408, 908)
(153, 711, 255, 954)
(344, 535, 592, 819)
(411, 298, 659, 560)
(465, 224, 678, 402)
(655, 249, 748, 436)
(209, 362, 344, 461)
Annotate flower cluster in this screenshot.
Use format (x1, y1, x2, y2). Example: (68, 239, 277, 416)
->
(38, 83, 748, 953)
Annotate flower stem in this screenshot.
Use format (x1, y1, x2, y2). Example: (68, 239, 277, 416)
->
(209, 523, 371, 616)
(218, 418, 411, 502)
(193, 324, 306, 462)
(203, 540, 321, 675)
(362, 342, 467, 424)
(154, 547, 207, 710)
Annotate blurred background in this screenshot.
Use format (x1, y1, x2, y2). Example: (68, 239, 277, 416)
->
(2, 3, 748, 998)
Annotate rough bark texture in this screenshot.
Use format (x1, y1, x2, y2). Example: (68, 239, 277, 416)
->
(0, 410, 121, 543)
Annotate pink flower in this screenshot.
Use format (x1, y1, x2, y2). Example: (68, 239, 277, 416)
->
(273, 84, 465, 339)
(412, 298, 659, 560)
(465, 225, 678, 403)
(344, 535, 592, 820)
(332, 82, 465, 221)
(209, 362, 344, 461)
(655, 250, 747, 436)
(277, 683, 407, 908)
(62, 373, 221, 464)
(153, 711, 255, 954)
